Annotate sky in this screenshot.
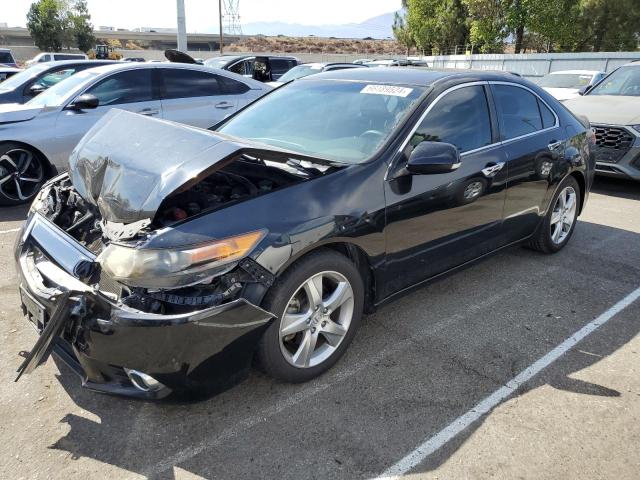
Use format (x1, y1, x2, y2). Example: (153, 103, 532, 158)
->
(2, 0, 402, 32)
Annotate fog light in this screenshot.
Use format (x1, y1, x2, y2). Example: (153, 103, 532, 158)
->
(124, 368, 165, 392)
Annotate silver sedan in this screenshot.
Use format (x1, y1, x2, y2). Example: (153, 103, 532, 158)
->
(0, 62, 271, 205)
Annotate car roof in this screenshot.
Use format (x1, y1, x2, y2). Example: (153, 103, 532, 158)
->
(549, 70, 603, 75)
(38, 59, 118, 68)
(84, 61, 225, 75)
(305, 67, 524, 87)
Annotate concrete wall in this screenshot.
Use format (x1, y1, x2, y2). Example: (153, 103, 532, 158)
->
(423, 52, 640, 78)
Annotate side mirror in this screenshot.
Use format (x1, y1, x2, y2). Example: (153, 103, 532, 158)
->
(578, 85, 589, 96)
(406, 141, 461, 175)
(28, 84, 46, 96)
(67, 93, 99, 110)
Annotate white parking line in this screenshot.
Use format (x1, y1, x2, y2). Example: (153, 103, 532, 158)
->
(375, 285, 640, 480)
(0, 227, 20, 234)
(144, 279, 534, 477)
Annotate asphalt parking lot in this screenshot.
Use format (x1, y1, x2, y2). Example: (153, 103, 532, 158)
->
(1, 177, 639, 480)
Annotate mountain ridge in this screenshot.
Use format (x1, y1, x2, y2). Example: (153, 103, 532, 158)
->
(241, 11, 397, 39)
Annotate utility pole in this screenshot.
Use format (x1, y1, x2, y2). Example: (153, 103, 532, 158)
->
(219, 0, 224, 55)
(176, 0, 187, 52)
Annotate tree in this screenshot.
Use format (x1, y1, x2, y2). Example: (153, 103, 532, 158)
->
(406, 0, 470, 54)
(575, 0, 640, 52)
(26, 0, 68, 52)
(70, 0, 95, 53)
(26, 0, 96, 53)
(393, 11, 415, 56)
(463, 0, 507, 53)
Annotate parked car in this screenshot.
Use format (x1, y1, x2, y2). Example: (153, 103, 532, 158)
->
(408, 59, 429, 67)
(14, 68, 594, 399)
(0, 62, 270, 204)
(0, 48, 17, 68)
(0, 65, 21, 82)
(25, 52, 88, 67)
(267, 62, 366, 87)
(353, 58, 373, 65)
(537, 70, 606, 101)
(564, 62, 640, 181)
(365, 59, 409, 67)
(0, 60, 117, 105)
(123, 57, 146, 62)
(202, 54, 300, 81)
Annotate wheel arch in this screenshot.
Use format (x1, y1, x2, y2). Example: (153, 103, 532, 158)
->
(569, 170, 586, 215)
(272, 240, 378, 314)
(0, 140, 57, 179)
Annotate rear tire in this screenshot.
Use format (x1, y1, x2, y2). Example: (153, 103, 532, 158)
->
(256, 249, 364, 383)
(527, 175, 580, 254)
(0, 143, 47, 206)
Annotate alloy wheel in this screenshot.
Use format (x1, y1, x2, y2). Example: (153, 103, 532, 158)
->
(463, 180, 484, 200)
(550, 186, 577, 245)
(279, 271, 354, 368)
(0, 148, 44, 202)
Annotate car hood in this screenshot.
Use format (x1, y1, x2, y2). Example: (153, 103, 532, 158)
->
(543, 87, 580, 101)
(69, 109, 336, 235)
(0, 103, 43, 124)
(563, 95, 640, 125)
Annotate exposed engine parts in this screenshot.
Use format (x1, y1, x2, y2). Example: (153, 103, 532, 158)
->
(156, 157, 312, 225)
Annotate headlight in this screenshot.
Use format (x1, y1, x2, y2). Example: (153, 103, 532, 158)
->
(97, 230, 266, 289)
(631, 125, 640, 134)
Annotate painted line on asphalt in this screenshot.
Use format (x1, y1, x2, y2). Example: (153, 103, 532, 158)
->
(144, 277, 535, 477)
(374, 284, 640, 480)
(0, 228, 20, 234)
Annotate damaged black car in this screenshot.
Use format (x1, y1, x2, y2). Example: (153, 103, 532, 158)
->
(14, 68, 594, 399)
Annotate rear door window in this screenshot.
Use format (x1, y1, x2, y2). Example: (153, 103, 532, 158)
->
(160, 68, 221, 99)
(270, 59, 291, 75)
(492, 84, 548, 140)
(218, 75, 250, 94)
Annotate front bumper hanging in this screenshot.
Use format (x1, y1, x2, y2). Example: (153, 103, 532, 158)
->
(14, 213, 274, 399)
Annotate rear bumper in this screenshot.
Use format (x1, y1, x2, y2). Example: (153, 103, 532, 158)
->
(14, 213, 274, 399)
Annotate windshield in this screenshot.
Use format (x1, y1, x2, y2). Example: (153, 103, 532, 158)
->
(588, 66, 640, 96)
(27, 69, 99, 107)
(0, 63, 49, 90)
(205, 56, 242, 69)
(277, 65, 322, 83)
(537, 73, 593, 89)
(218, 79, 425, 163)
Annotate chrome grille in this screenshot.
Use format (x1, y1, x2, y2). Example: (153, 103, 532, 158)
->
(593, 126, 634, 163)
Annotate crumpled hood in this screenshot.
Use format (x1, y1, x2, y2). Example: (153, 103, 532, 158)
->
(69, 109, 328, 228)
(0, 103, 43, 124)
(563, 95, 640, 125)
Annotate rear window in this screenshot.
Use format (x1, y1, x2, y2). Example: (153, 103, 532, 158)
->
(161, 69, 221, 99)
(0, 51, 15, 64)
(53, 54, 85, 60)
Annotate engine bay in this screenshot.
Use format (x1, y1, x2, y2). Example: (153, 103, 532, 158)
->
(32, 154, 326, 314)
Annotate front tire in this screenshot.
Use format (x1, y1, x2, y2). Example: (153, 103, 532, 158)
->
(0, 143, 46, 206)
(527, 175, 580, 253)
(256, 249, 364, 383)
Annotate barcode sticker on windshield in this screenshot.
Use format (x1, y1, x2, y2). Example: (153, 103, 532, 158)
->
(361, 85, 413, 97)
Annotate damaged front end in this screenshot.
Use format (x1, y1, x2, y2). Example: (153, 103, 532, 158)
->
(14, 109, 338, 398)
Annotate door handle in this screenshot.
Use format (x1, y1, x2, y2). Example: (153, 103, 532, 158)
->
(481, 161, 505, 177)
(548, 140, 563, 150)
(137, 108, 159, 116)
(215, 101, 234, 109)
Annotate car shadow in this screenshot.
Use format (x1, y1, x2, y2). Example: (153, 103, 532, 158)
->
(591, 176, 639, 200)
(43, 221, 640, 479)
(0, 204, 29, 223)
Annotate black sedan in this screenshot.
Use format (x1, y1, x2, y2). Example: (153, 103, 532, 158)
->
(14, 68, 594, 399)
(0, 60, 116, 104)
